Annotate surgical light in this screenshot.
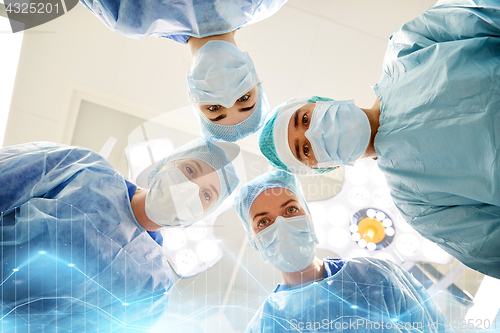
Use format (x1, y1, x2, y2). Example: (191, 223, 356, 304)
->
(372, 188, 393, 208)
(375, 252, 396, 263)
(309, 203, 327, 226)
(422, 239, 451, 262)
(175, 250, 198, 275)
(385, 227, 395, 237)
(328, 228, 350, 249)
(371, 164, 387, 186)
(163, 228, 187, 250)
(358, 239, 367, 248)
(366, 208, 376, 218)
(346, 164, 369, 185)
(348, 186, 370, 206)
(196, 239, 219, 262)
(186, 221, 207, 240)
(328, 205, 349, 227)
(396, 234, 420, 256)
(313, 227, 326, 246)
(350, 249, 369, 258)
(396, 215, 415, 232)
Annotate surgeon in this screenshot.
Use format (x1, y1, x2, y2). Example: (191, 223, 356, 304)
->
(80, 0, 284, 142)
(0, 139, 239, 331)
(234, 171, 450, 333)
(258, 0, 500, 279)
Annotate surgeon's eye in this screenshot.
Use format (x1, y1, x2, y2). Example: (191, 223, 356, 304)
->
(185, 166, 195, 178)
(258, 218, 272, 228)
(303, 144, 310, 157)
(286, 206, 298, 215)
(202, 190, 211, 202)
(208, 105, 221, 112)
(238, 95, 250, 103)
(302, 113, 308, 126)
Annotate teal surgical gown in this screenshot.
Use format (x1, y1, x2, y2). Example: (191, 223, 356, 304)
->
(80, 0, 287, 41)
(0, 142, 173, 332)
(373, 0, 500, 279)
(246, 258, 450, 333)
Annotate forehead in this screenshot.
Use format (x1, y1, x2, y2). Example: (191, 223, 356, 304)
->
(249, 187, 300, 217)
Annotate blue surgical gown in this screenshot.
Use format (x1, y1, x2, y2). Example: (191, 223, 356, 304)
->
(246, 258, 450, 333)
(80, 0, 287, 41)
(0, 142, 173, 332)
(373, 0, 500, 279)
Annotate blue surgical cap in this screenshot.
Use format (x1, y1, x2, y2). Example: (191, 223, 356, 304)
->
(195, 83, 269, 142)
(234, 170, 309, 249)
(149, 138, 240, 215)
(258, 96, 335, 175)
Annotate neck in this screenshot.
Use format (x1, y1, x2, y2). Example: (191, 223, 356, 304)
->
(186, 30, 237, 57)
(360, 97, 381, 159)
(130, 188, 162, 231)
(281, 257, 325, 288)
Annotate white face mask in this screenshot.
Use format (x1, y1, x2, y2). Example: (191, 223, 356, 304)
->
(305, 100, 371, 167)
(145, 166, 204, 227)
(253, 214, 318, 273)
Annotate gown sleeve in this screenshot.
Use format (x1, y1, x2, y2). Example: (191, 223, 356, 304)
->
(0, 142, 116, 214)
(410, 203, 500, 279)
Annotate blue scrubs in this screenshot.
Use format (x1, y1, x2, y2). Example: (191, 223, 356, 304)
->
(0, 142, 173, 332)
(80, 0, 287, 41)
(246, 258, 449, 333)
(373, 0, 500, 279)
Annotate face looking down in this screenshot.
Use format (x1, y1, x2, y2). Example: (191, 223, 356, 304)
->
(166, 158, 221, 214)
(249, 187, 307, 236)
(197, 85, 258, 125)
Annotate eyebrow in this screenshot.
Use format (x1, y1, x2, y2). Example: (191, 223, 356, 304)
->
(280, 199, 296, 208)
(252, 199, 298, 222)
(252, 211, 268, 221)
(293, 109, 300, 129)
(210, 184, 219, 201)
(193, 160, 203, 176)
(239, 103, 256, 112)
(294, 139, 303, 162)
(209, 114, 227, 122)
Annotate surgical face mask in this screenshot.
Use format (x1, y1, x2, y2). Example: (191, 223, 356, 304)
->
(187, 40, 260, 108)
(145, 166, 204, 227)
(253, 215, 318, 273)
(305, 100, 370, 167)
